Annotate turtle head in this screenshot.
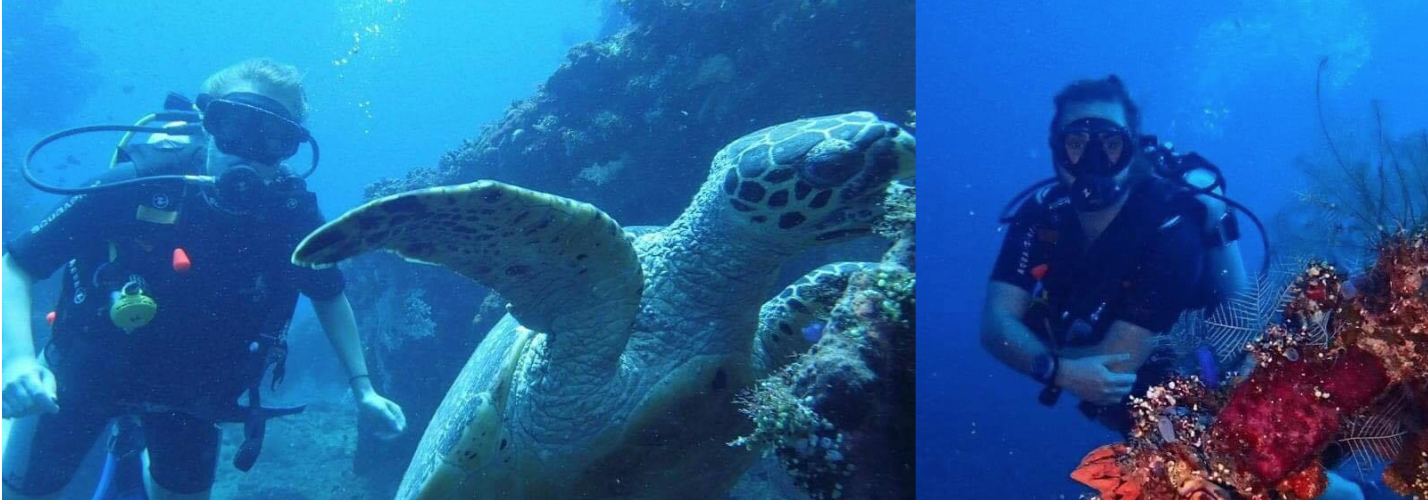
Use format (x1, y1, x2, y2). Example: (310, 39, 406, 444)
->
(713, 111, 914, 247)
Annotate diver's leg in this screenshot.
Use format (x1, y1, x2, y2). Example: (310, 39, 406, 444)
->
(141, 448, 211, 500)
(1317, 470, 1366, 500)
(1, 405, 111, 499)
(140, 411, 219, 500)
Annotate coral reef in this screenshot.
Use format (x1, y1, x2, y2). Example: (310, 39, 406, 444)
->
(731, 187, 916, 500)
(370, 287, 437, 352)
(732, 263, 915, 500)
(1071, 231, 1428, 499)
(361, 0, 913, 222)
(874, 183, 915, 270)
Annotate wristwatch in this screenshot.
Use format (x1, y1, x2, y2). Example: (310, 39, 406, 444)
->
(1031, 353, 1059, 384)
(1033, 353, 1062, 406)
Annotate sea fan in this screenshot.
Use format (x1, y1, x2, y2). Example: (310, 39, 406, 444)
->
(1335, 387, 1410, 481)
(1199, 259, 1302, 363)
(1159, 260, 1297, 380)
(1301, 310, 1335, 349)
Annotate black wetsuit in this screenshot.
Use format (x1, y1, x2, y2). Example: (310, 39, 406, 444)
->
(1, 156, 344, 495)
(991, 177, 1209, 434)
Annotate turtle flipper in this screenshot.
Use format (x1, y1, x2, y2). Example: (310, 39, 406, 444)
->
(752, 262, 877, 375)
(293, 180, 643, 336)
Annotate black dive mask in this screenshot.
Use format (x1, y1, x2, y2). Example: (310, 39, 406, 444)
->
(1053, 118, 1134, 211)
(197, 92, 311, 165)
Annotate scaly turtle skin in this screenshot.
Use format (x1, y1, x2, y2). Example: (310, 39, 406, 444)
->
(292, 111, 915, 499)
(753, 262, 879, 374)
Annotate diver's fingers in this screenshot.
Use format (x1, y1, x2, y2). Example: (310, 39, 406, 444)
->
(1093, 353, 1134, 367)
(383, 401, 401, 429)
(2, 382, 17, 414)
(6, 381, 36, 418)
(33, 389, 59, 415)
(35, 368, 59, 413)
(376, 405, 402, 440)
(1106, 372, 1137, 388)
(388, 401, 407, 432)
(20, 375, 58, 414)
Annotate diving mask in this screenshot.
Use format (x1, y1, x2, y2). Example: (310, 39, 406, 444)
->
(1052, 118, 1135, 211)
(197, 92, 310, 165)
(1053, 118, 1132, 176)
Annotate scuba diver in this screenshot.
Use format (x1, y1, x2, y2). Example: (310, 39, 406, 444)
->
(1, 58, 407, 500)
(979, 75, 1368, 500)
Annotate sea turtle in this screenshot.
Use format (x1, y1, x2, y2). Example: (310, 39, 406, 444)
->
(291, 111, 915, 499)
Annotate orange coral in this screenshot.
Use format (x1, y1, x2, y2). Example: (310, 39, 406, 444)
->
(1071, 444, 1142, 500)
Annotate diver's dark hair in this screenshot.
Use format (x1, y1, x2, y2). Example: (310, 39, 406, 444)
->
(1048, 74, 1142, 137)
(1049, 75, 1153, 183)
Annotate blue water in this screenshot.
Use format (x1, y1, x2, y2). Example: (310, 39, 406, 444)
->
(919, 1, 1428, 498)
(3, 0, 603, 227)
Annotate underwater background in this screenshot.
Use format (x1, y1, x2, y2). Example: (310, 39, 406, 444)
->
(3, 0, 913, 499)
(920, 1, 1428, 499)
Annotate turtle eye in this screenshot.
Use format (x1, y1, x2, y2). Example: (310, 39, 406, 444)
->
(797, 139, 861, 188)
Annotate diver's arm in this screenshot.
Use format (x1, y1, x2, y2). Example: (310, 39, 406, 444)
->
(983, 281, 1137, 405)
(1185, 168, 1251, 298)
(2, 253, 39, 368)
(2, 253, 60, 417)
(1209, 241, 1249, 299)
(979, 280, 1048, 376)
(311, 292, 408, 437)
(310, 293, 376, 397)
(1089, 320, 1156, 374)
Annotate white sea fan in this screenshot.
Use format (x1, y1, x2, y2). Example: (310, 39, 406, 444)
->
(1200, 258, 1302, 363)
(1335, 388, 1410, 481)
(1162, 255, 1363, 381)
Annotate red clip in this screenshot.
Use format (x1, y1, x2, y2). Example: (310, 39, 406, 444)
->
(46, 311, 57, 326)
(173, 248, 192, 273)
(1030, 263, 1050, 281)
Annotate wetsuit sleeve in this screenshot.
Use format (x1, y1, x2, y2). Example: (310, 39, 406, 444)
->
(989, 199, 1049, 292)
(3, 174, 131, 280)
(1119, 221, 1203, 332)
(289, 198, 346, 301)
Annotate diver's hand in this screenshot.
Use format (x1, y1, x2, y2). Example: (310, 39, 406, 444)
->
(1055, 354, 1137, 406)
(2, 357, 59, 418)
(358, 392, 407, 440)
